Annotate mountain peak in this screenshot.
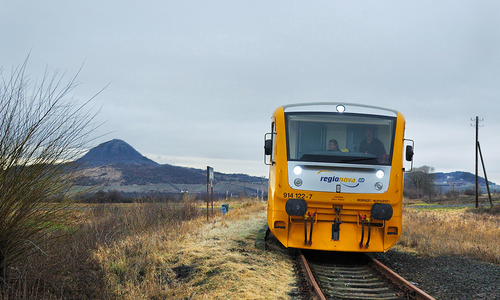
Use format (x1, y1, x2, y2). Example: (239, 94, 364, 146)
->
(77, 139, 158, 166)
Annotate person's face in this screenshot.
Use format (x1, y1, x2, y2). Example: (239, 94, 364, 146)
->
(365, 129, 374, 140)
(329, 142, 337, 150)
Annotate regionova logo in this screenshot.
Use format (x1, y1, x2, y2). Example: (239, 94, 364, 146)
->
(317, 170, 360, 188)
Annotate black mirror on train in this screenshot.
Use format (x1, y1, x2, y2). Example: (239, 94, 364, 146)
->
(405, 145, 414, 161)
(264, 139, 272, 155)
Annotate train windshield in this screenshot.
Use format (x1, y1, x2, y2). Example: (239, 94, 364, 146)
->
(286, 112, 397, 165)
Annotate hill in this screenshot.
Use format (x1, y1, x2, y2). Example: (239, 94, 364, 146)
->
(434, 171, 495, 186)
(77, 139, 158, 166)
(74, 139, 267, 197)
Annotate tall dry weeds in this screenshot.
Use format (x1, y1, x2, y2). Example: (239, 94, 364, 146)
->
(399, 207, 500, 264)
(93, 199, 295, 300)
(0, 198, 201, 299)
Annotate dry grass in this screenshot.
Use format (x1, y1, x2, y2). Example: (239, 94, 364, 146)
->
(93, 200, 295, 299)
(398, 206, 500, 264)
(0, 198, 295, 299)
(1, 199, 201, 299)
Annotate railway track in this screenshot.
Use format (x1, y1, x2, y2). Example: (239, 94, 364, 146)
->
(299, 250, 435, 300)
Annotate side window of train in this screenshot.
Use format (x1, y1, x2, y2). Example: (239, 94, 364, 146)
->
(271, 122, 276, 164)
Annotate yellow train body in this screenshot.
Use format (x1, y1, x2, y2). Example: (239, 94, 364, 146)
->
(264, 103, 413, 252)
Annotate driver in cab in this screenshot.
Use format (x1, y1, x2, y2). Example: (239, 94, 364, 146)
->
(359, 129, 386, 162)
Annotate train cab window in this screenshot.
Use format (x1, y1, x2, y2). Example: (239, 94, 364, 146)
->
(286, 113, 396, 165)
(271, 121, 276, 163)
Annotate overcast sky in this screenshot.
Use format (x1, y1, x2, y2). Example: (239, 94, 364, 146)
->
(2, 1, 500, 183)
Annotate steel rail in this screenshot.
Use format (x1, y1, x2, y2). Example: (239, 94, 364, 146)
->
(299, 250, 327, 300)
(368, 257, 436, 300)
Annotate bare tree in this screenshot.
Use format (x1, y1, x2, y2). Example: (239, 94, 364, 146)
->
(405, 165, 436, 200)
(0, 59, 101, 271)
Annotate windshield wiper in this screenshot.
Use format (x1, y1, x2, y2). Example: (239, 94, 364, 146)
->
(342, 157, 378, 163)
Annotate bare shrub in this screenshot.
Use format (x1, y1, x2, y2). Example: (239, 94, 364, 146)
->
(464, 188, 482, 196)
(0, 60, 100, 272)
(469, 204, 500, 216)
(443, 190, 459, 199)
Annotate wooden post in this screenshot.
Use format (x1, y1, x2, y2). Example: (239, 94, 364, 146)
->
(474, 116, 479, 208)
(206, 167, 209, 221)
(207, 166, 214, 220)
(478, 141, 493, 207)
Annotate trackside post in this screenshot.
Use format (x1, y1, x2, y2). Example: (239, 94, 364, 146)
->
(207, 166, 214, 221)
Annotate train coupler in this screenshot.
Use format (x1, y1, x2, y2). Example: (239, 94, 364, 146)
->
(332, 219, 342, 241)
(332, 207, 342, 241)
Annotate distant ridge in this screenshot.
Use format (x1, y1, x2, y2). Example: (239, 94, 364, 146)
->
(73, 139, 267, 197)
(77, 139, 158, 166)
(434, 171, 495, 186)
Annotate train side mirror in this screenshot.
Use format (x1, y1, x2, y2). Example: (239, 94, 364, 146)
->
(264, 133, 275, 165)
(403, 139, 414, 172)
(405, 145, 414, 161)
(264, 139, 272, 155)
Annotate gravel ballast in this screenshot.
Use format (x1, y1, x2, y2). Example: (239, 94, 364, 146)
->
(372, 248, 500, 299)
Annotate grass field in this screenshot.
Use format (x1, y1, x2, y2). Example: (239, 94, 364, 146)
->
(0, 199, 295, 299)
(398, 204, 500, 264)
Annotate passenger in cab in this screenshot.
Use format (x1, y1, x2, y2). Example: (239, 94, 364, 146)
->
(328, 139, 340, 151)
(359, 128, 386, 162)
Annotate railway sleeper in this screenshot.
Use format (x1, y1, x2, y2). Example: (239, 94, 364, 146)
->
(325, 286, 394, 292)
(326, 292, 400, 300)
(315, 272, 378, 279)
(315, 268, 374, 275)
(317, 275, 381, 283)
(318, 279, 389, 289)
(313, 265, 370, 272)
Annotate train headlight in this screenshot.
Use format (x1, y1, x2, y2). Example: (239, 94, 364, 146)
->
(336, 105, 346, 113)
(294, 178, 303, 187)
(374, 182, 383, 191)
(293, 166, 303, 175)
(375, 169, 385, 179)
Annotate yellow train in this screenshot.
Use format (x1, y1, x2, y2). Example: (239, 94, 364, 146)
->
(264, 103, 414, 252)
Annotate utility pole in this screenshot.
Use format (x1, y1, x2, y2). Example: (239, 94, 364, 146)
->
(475, 116, 479, 208)
(471, 116, 483, 208)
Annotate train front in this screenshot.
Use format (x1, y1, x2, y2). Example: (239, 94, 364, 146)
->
(264, 103, 413, 252)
